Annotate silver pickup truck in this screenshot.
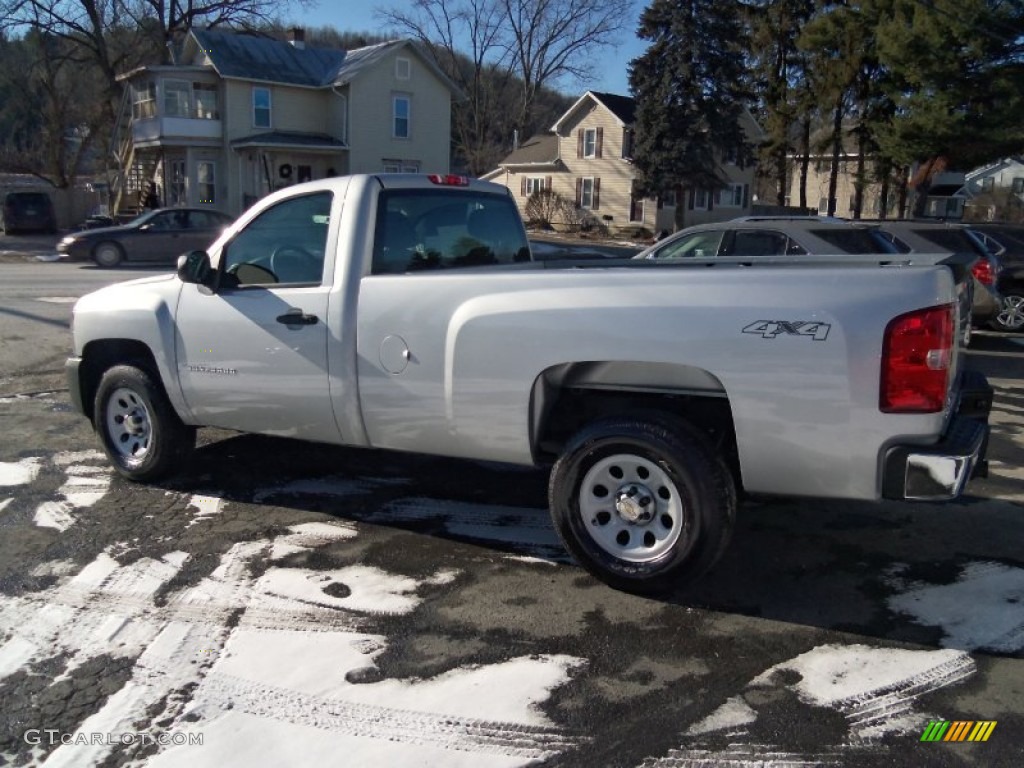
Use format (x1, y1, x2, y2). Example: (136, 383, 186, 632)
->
(66, 174, 992, 593)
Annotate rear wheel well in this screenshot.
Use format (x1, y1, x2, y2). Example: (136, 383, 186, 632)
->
(534, 387, 741, 490)
(78, 339, 161, 421)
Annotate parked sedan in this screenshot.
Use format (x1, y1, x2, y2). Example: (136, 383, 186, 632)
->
(57, 208, 233, 267)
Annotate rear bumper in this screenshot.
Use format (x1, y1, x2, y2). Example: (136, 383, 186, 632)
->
(881, 370, 992, 501)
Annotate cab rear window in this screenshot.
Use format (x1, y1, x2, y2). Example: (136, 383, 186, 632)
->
(372, 190, 530, 274)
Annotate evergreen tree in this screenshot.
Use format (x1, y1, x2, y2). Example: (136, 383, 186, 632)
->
(745, 0, 815, 207)
(629, 0, 750, 229)
(874, 0, 1024, 215)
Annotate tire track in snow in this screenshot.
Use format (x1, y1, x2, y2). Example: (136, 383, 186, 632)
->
(193, 670, 581, 760)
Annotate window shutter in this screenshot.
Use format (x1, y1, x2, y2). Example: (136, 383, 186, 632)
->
(688, 188, 695, 210)
(545, 175, 552, 190)
(743, 183, 750, 209)
(596, 127, 603, 158)
(521, 177, 527, 196)
(577, 130, 584, 159)
(593, 178, 601, 209)
(576, 178, 583, 206)
(708, 189, 714, 211)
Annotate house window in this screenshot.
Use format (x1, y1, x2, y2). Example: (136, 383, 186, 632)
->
(253, 87, 271, 129)
(716, 184, 744, 207)
(629, 187, 644, 222)
(393, 95, 410, 139)
(579, 177, 600, 209)
(169, 159, 186, 205)
(622, 128, 635, 160)
(395, 57, 411, 80)
(1013, 177, 1024, 194)
(526, 177, 546, 195)
(132, 82, 156, 119)
(583, 128, 597, 158)
(163, 80, 191, 117)
(193, 83, 218, 119)
(383, 159, 420, 173)
(693, 189, 709, 210)
(981, 177, 994, 192)
(661, 190, 677, 208)
(197, 161, 216, 204)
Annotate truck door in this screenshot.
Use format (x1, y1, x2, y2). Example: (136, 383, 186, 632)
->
(174, 190, 342, 443)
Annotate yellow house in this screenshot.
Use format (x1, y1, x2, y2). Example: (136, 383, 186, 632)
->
(114, 28, 463, 216)
(483, 91, 762, 235)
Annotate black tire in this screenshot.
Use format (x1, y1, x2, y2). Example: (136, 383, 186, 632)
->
(93, 241, 125, 268)
(93, 364, 195, 481)
(548, 415, 736, 594)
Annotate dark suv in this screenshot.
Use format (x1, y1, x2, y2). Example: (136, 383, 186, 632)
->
(2, 191, 57, 235)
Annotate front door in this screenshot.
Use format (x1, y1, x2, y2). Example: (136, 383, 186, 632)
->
(174, 190, 340, 443)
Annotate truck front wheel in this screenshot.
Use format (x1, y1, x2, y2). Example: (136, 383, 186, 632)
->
(94, 365, 195, 481)
(548, 416, 735, 594)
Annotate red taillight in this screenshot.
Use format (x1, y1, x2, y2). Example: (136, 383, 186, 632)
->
(427, 174, 470, 186)
(971, 257, 994, 286)
(880, 305, 954, 413)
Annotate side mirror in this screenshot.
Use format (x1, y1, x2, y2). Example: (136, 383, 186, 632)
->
(177, 250, 215, 288)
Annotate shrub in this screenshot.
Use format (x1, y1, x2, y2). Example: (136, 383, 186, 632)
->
(524, 189, 566, 229)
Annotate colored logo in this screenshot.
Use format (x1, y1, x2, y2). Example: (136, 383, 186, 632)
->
(920, 720, 996, 742)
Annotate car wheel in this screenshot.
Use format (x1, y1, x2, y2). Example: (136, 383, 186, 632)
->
(548, 415, 736, 594)
(94, 364, 195, 481)
(93, 241, 125, 268)
(991, 292, 1024, 332)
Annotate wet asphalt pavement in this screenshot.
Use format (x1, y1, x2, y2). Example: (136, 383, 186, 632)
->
(0, 253, 1022, 767)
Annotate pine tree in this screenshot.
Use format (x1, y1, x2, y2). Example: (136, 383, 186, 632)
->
(873, 0, 1024, 216)
(629, 0, 751, 229)
(745, 0, 815, 208)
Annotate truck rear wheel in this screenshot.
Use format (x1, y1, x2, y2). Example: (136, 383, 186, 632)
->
(548, 415, 735, 594)
(94, 364, 195, 481)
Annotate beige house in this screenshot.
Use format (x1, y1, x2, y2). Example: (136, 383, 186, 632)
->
(113, 28, 462, 216)
(484, 91, 761, 235)
(784, 127, 965, 220)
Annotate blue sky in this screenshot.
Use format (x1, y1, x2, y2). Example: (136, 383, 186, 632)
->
(284, 1, 647, 97)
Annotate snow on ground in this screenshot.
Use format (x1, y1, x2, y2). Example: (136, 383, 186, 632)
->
(34, 453, 111, 531)
(647, 642, 977, 765)
(887, 561, 1024, 653)
(0, 496, 585, 768)
(0, 456, 42, 486)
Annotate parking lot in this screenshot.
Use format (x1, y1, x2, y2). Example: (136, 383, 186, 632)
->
(0, 253, 1022, 767)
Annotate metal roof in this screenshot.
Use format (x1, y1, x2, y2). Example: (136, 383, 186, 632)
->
(191, 29, 346, 87)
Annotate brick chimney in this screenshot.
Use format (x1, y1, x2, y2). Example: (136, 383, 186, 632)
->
(287, 27, 305, 50)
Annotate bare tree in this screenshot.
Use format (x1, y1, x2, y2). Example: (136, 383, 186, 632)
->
(377, 0, 631, 170)
(499, 0, 632, 132)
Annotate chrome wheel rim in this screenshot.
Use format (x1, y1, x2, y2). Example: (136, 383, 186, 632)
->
(996, 295, 1024, 331)
(105, 387, 152, 462)
(579, 453, 684, 563)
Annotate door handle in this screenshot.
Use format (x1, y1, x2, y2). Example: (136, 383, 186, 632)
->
(276, 310, 318, 326)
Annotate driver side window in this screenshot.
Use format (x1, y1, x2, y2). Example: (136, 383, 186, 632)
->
(221, 191, 332, 287)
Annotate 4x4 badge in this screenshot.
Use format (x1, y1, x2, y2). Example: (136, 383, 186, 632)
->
(743, 320, 831, 341)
